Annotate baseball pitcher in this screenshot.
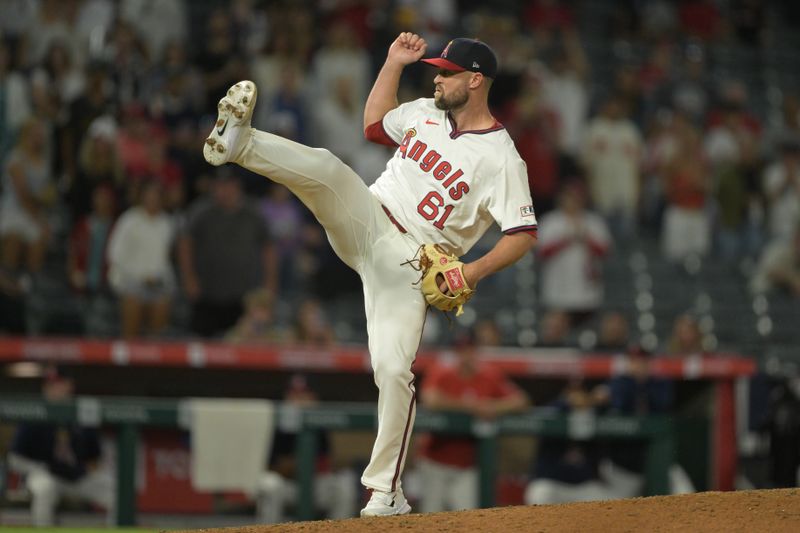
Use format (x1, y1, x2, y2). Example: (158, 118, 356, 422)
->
(203, 32, 537, 517)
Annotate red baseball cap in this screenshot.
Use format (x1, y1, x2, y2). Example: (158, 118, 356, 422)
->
(421, 38, 498, 79)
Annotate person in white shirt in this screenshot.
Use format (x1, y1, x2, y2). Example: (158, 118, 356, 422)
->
(582, 95, 643, 238)
(537, 181, 611, 321)
(201, 32, 537, 517)
(763, 140, 800, 242)
(107, 180, 175, 338)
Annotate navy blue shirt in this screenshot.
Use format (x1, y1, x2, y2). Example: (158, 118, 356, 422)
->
(11, 423, 102, 482)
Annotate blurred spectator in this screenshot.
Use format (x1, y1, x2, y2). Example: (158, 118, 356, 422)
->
(107, 181, 175, 338)
(309, 20, 371, 112)
(638, 42, 674, 102)
(260, 184, 314, 300)
(391, 0, 457, 53)
(67, 185, 116, 295)
(255, 373, 357, 523)
(144, 40, 205, 128)
(731, 0, 765, 47)
(595, 311, 631, 353)
(705, 87, 762, 258)
(0, 117, 55, 274)
(226, 288, 287, 344)
(67, 115, 124, 219)
(525, 0, 576, 35)
(766, 95, 800, 158)
(196, 8, 248, 109)
(638, 1, 678, 41)
(263, 63, 310, 144)
(0, 39, 33, 158)
(0, 1, 37, 39)
(538, 182, 611, 321)
(611, 64, 647, 131)
(582, 94, 643, 238)
(763, 376, 800, 488)
(594, 346, 676, 499)
(473, 318, 504, 347)
(524, 379, 606, 504)
(251, 26, 310, 132)
(25, 0, 82, 67)
(661, 113, 711, 262)
(31, 39, 86, 108)
(102, 19, 150, 106)
(678, 0, 722, 42)
(538, 309, 572, 348)
(291, 299, 335, 347)
(119, 0, 188, 63)
(317, 72, 390, 182)
(504, 69, 560, 215)
(417, 329, 529, 512)
(0, 266, 27, 334)
(7, 367, 114, 526)
(74, 0, 115, 58)
(60, 61, 116, 183)
(763, 138, 800, 242)
(750, 224, 800, 296)
(667, 314, 704, 355)
(656, 44, 712, 124)
(230, 0, 269, 56)
(116, 104, 183, 206)
(541, 30, 589, 168)
(179, 172, 277, 338)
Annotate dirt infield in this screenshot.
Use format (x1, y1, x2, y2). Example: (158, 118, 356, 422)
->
(170, 488, 800, 533)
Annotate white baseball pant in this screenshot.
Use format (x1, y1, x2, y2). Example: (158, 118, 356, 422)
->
(417, 458, 479, 512)
(8, 452, 115, 526)
(524, 478, 609, 504)
(255, 468, 358, 522)
(236, 129, 427, 492)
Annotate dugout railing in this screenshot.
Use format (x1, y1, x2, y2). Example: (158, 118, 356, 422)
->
(0, 395, 675, 525)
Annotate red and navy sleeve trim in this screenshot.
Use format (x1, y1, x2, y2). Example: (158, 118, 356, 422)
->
(364, 120, 399, 147)
(503, 225, 538, 236)
(447, 113, 505, 139)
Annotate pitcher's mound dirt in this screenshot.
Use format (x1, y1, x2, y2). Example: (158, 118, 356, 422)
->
(170, 488, 800, 533)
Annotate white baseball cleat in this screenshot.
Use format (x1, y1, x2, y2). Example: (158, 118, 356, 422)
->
(203, 80, 257, 166)
(360, 488, 412, 517)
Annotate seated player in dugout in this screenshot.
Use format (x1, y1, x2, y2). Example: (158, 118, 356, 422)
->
(7, 366, 115, 526)
(254, 374, 357, 522)
(202, 32, 537, 516)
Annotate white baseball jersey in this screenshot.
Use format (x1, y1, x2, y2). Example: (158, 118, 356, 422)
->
(370, 98, 537, 256)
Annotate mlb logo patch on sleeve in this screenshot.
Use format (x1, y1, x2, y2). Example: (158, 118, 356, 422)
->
(520, 205, 535, 217)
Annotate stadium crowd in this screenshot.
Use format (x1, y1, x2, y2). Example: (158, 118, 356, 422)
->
(1, 0, 798, 350)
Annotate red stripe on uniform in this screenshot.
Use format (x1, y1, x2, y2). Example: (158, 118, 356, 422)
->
(391, 378, 416, 492)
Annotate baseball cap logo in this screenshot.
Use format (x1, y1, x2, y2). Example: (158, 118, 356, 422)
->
(442, 40, 453, 58)
(420, 37, 498, 79)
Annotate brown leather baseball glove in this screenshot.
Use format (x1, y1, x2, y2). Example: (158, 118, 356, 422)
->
(416, 244, 474, 316)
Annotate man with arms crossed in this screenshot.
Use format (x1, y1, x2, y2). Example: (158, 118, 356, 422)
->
(203, 32, 537, 516)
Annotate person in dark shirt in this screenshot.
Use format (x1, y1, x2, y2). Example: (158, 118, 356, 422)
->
(7, 367, 114, 526)
(594, 345, 691, 498)
(524, 379, 608, 504)
(178, 169, 278, 337)
(254, 374, 357, 523)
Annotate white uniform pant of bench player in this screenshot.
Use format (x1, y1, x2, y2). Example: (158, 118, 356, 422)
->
(7, 452, 115, 526)
(255, 468, 357, 522)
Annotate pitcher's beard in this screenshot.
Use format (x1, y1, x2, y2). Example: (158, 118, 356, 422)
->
(434, 88, 468, 111)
